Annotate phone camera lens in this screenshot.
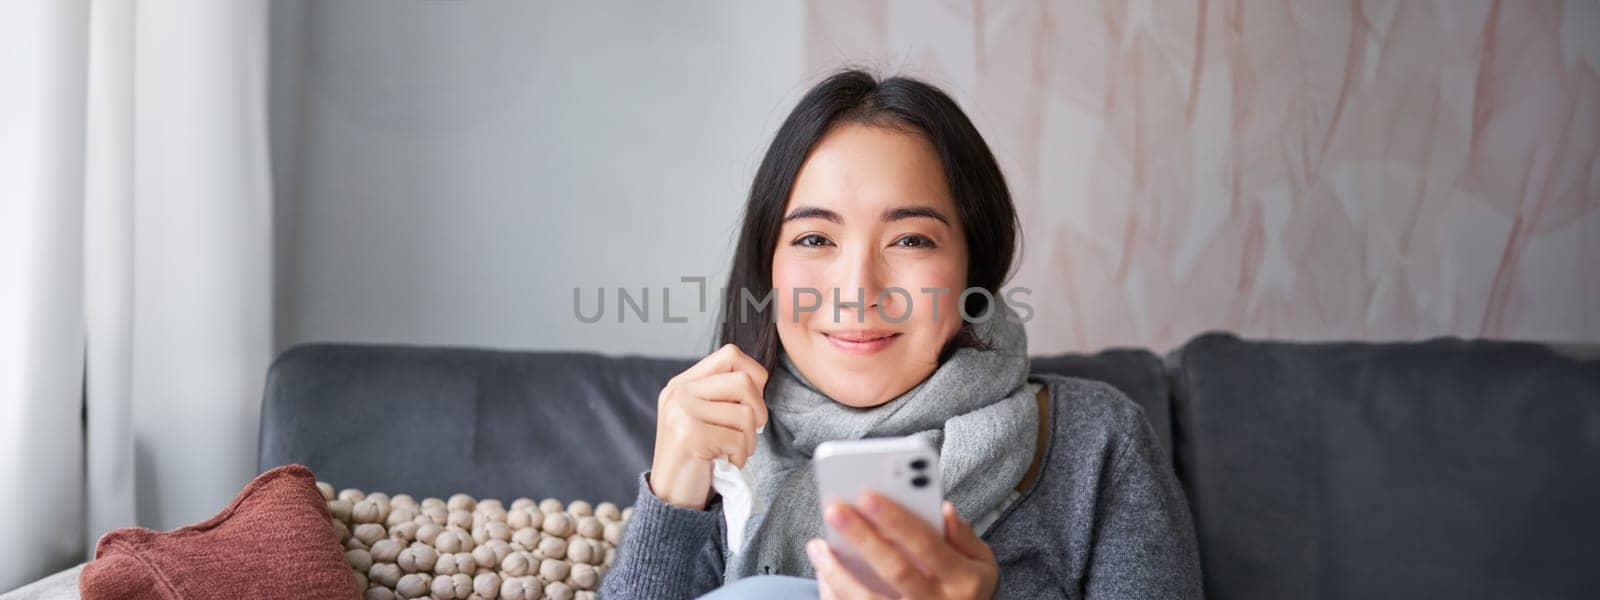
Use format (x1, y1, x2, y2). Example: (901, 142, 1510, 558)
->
(911, 475, 930, 488)
(910, 459, 928, 471)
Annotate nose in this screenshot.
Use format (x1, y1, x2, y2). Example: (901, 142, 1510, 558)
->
(832, 246, 890, 320)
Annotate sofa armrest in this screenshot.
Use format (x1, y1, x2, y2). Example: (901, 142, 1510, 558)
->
(0, 564, 82, 600)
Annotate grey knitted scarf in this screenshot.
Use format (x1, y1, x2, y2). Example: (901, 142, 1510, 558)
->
(723, 299, 1039, 580)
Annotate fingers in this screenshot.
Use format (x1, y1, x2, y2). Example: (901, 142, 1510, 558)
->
(675, 344, 770, 391)
(701, 425, 749, 467)
(717, 342, 770, 387)
(671, 344, 769, 428)
(663, 407, 749, 466)
(679, 399, 759, 460)
(855, 492, 962, 574)
(818, 579, 837, 600)
(942, 501, 993, 561)
(937, 501, 999, 598)
(682, 371, 763, 458)
(670, 343, 739, 382)
(806, 538, 886, 600)
(823, 502, 938, 598)
(714, 345, 770, 429)
(683, 370, 765, 426)
(812, 499, 999, 600)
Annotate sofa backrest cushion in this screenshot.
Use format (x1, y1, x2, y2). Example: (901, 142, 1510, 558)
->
(260, 343, 690, 506)
(1031, 348, 1172, 455)
(1168, 333, 1600, 598)
(260, 343, 1175, 510)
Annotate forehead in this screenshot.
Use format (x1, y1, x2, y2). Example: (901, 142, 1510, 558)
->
(786, 122, 952, 214)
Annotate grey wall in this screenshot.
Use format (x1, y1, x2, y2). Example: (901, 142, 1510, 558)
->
(270, 0, 806, 358)
(271, 2, 1600, 362)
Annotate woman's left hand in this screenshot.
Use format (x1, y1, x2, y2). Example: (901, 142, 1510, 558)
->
(806, 493, 998, 600)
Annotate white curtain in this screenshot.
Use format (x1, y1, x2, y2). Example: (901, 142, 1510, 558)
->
(0, 0, 272, 590)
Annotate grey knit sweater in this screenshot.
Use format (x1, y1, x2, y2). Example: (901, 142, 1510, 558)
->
(599, 374, 1204, 599)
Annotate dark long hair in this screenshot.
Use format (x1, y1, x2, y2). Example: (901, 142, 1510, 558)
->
(716, 69, 1020, 376)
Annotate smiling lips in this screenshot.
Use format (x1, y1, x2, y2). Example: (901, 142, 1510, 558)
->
(822, 330, 903, 355)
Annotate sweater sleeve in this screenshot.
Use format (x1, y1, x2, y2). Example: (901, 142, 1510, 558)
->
(598, 472, 727, 599)
(1082, 399, 1205, 598)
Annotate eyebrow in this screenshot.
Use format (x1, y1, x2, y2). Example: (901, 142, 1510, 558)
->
(782, 206, 843, 224)
(782, 205, 951, 227)
(882, 206, 951, 227)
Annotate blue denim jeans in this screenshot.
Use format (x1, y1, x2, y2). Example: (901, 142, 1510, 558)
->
(697, 575, 820, 600)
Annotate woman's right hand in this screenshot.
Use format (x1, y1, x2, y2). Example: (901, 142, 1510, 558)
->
(648, 343, 770, 509)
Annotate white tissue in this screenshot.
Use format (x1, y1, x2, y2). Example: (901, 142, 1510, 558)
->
(711, 424, 763, 555)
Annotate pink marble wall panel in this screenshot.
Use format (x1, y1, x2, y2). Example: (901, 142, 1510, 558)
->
(807, 0, 1600, 353)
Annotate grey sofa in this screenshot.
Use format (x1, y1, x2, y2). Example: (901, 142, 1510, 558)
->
(7, 333, 1597, 598)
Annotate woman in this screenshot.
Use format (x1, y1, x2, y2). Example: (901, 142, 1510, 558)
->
(600, 70, 1202, 599)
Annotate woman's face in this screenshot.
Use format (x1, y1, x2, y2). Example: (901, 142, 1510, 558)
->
(772, 122, 969, 408)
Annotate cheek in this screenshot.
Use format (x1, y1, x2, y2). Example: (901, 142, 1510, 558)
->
(771, 255, 817, 331)
(894, 262, 966, 329)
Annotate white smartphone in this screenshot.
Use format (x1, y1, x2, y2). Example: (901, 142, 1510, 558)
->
(813, 436, 943, 595)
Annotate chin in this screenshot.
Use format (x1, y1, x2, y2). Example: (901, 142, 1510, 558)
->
(812, 353, 926, 408)
(828, 389, 899, 409)
(780, 327, 946, 407)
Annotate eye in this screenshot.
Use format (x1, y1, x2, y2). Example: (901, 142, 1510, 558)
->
(793, 233, 834, 248)
(892, 234, 937, 249)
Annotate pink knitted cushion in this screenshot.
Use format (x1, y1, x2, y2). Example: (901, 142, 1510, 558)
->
(80, 464, 358, 599)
